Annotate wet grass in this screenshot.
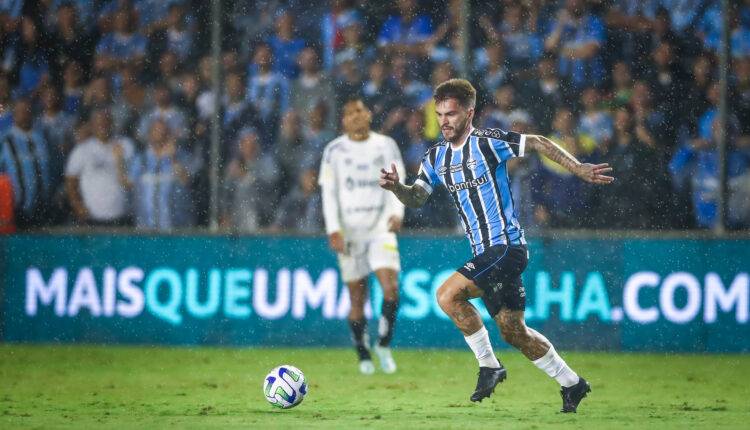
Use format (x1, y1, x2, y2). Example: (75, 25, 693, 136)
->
(0, 344, 748, 429)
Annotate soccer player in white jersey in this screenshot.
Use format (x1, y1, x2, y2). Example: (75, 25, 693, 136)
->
(380, 79, 614, 412)
(319, 99, 405, 375)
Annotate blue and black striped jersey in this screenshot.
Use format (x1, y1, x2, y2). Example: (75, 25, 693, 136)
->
(414, 127, 527, 256)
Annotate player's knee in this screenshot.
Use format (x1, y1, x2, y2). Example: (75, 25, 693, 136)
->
(436, 284, 457, 312)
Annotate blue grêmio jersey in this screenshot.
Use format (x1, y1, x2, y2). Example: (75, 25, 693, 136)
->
(414, 127, 527, 256)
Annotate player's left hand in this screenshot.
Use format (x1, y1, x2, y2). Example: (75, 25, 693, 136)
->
(576, 163, 615, 184)
(387, 216, 402, 232)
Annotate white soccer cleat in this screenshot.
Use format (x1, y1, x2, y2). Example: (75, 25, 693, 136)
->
(359, 360, 375, 375)
(373, 345, 397, 374)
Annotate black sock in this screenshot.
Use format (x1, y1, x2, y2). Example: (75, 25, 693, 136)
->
(348, 319, 371, 360)
(378, 300, 399, 347)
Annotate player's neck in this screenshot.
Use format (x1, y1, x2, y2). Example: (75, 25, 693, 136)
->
(449, 125, 474, 150)
(348, 130, 370, 142)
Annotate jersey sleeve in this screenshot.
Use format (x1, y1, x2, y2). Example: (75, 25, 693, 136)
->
(485, 129, 527, 162)
(413, 149, 439, 195)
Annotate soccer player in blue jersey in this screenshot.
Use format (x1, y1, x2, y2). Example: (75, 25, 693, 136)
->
(379, 79, 614, 412)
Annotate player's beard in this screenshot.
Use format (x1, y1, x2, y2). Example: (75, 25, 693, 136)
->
(443, 115, 470, 144)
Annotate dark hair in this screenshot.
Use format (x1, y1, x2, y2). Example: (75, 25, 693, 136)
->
(434, 78, 476, 109)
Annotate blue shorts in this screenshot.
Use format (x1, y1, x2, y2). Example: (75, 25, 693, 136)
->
(457, 244, 528, 317)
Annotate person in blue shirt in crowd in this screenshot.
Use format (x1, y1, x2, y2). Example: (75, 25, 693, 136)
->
(377, 0, 433, 55)
(670, 117, 750, 229)
(544, 0, 606, 88)
(246, 43, 289, 146)
(0, 98, 51, 227)
(96, 9, 148, 73)
(267, 9, 305, 79)
(128, 118, 195, 230)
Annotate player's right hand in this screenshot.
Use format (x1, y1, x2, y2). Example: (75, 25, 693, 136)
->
(379, 163, 400, 191)
(328, 232, 345, 254)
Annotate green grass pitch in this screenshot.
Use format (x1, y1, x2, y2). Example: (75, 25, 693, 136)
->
(1, 344, 748, 429)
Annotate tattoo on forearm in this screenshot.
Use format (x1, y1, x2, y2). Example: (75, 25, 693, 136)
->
(533, 135, 580, 173)
(391, 182, 429, 208)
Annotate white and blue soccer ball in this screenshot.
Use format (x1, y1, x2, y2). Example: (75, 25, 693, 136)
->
(263, 365, 307, 409)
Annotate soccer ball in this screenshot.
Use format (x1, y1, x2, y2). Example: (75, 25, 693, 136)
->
(263, 365, 307, 409)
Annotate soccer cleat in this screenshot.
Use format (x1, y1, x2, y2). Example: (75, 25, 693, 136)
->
(470, 365, 507, 402)
(560, 377, 591, 413)
(359, 360, 375, 375)
(373, 344, 397, 374)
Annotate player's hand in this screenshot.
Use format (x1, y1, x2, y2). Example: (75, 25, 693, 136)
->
(379, 163, 400, 191)
(575, 163, 614, 184)
(387, 216, 402, 232)
(328, 232, 345, 254)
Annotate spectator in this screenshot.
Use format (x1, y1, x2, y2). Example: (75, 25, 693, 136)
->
(267, 9, 305, 79)
(480, 3, 542, 76)
(401, 109, 430, 174)
(223, 71, 258, 154)
(332, 10, 376, 68)
(728, 135, 750, 229)
(270, 168, 323, 234)
(275, 109, 305, 191)
(321, 0, 358, 71)
(683, 54, 713, 130)
(733, 57, 750, 134)
(222, 128, 279, 232)
(162, 2, 193, 63)
(645, 41, 688, 133)
(544, 0, 606, 88)
(0, 98, 52, 227)
(592, 107, 661, 229)
(362, 60, 398, 130)
(128, 118, 195, 230)
(62, 61, 84, 115)
(377, 0, 433, 57)
(95, 9, 147, 74)
(246, 43, 289, 145)
(301, 102, 337, 169)
(0, 73, 11, 133)
(531, 107, 594, 228)
(333, 58, 363, 110)
(15, 17, 51, 97)
(519, 56, 566, 134)
(81, 75, 113, 118)
(291, 47, 336, 131)
(157, 51, 182, 94)
(35, 86, 75, 177)
(112, 76, 148, 141)
(604, 0, 660, 69)
(389, 55, 430, 109)
(608, 62, 634, 110)
(473, 42, 510, 102)
(65, 109, 134, 226)
(578, 86, 613, 149)
(670, 117, 750, 229)
(137, 84, 187, 142)
(481, 84, 525, 131)
(48, 1, 98, 82)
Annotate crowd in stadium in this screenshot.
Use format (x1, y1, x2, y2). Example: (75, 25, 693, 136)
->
(1, 0, 749, 232)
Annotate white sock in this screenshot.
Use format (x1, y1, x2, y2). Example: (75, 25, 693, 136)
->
(532, 345, 580, 388)
(464, 326, 501, 368)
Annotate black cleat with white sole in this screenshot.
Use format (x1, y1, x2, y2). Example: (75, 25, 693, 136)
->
(470, 365, 507, 402)
(560, 377, 591, 413)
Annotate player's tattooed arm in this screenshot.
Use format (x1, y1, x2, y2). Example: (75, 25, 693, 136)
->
(379, 163, 430, 207)
(525, 134, 615, 185)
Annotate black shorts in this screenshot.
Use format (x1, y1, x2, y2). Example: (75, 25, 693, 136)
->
(457, 244, 529, 317)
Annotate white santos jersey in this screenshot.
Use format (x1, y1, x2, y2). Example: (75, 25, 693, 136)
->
(319, 132, 405, 239)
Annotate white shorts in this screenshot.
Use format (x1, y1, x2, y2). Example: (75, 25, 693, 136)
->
(337, 233, 401, 282)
